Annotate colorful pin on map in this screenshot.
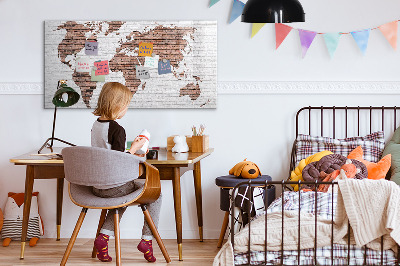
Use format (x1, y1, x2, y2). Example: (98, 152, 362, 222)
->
(138, 42, 153, 57)
(158, 59, 171, 75)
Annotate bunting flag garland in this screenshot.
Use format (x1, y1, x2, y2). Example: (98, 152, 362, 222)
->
(298, 29, 317, 58)
(251, 23, 266, 38)
(378, 21, 398, 50)
(208, 3, 400, 57)
(275, 23, 293, 49)
(209, 0, 220, 7)
(323, 33, 341, 58)
(229, 0, 245, 24)
(351, 29, 370, 55)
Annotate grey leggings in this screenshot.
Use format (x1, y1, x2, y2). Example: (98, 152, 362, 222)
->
(92, 180, 162, 240)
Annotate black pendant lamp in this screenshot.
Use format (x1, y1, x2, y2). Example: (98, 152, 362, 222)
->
(241, 0, 305, 23)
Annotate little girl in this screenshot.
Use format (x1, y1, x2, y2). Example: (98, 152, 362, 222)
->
(91, 82, 162, 263)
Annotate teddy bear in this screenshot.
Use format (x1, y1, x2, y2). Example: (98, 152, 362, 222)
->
(1, 192, 44, 247)
(229, 159, 261, 179)
(172, 135, 189, 153)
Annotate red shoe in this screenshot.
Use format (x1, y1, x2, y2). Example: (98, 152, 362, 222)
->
(94, 233, 112, 262)
(137, 239, 156, 262)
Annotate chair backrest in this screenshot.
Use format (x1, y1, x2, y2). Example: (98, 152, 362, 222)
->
(62, 146, 145, 187)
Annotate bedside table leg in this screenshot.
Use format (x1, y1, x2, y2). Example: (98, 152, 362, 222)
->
(217, 211, 230, 248)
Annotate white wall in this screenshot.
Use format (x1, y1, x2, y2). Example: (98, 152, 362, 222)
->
(1, 0, 400, 239)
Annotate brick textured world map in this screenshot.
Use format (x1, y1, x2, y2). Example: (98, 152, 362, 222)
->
(45, 21, 217, 108)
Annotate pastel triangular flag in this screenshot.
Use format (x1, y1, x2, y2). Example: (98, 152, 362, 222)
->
(251, 23, 266, 38)
(209, 0, 220, 7)
(351, 29, 370, 55)
(323, 33, 341, 58)
(298, 29, 317, 58)
(229, 0, 245, 24)
(275, 23, 293, 49)
(378, 21, 398, 50)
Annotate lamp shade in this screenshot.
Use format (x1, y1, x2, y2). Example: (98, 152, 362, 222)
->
(241, 0, 305, 23)
(52, 83, 80, 107)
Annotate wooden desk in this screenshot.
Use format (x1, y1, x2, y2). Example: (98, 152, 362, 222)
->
(10, 147, 213, 261)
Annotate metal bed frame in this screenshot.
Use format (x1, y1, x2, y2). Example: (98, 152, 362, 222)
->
(230, 106, 400, 266)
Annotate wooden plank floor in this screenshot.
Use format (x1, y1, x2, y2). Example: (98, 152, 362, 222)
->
(0, 239, 222, 265)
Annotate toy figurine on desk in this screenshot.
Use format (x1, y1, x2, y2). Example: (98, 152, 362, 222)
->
(172, 135, 189, 153)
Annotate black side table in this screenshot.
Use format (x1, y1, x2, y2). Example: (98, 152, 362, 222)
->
(215, 175, 275, 248)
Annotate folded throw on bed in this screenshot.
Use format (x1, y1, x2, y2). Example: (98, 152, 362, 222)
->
(335, 178, 399, 251)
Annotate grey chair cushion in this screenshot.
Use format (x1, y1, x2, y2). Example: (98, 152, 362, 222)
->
(69, 180, 145, 208)
(62, 146, 145, 188)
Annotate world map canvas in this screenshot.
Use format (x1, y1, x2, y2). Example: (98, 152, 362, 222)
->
(45, 21, 217, 109)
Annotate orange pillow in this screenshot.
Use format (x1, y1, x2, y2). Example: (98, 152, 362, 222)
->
(347, 146, 391, 180)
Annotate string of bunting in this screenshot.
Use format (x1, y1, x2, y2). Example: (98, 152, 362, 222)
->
(210, 0, 399, 58)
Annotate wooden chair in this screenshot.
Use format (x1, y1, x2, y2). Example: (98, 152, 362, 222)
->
(60, 146, 171, 265)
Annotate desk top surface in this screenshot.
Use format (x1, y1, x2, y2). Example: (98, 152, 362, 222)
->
(10, 147, 214, 166)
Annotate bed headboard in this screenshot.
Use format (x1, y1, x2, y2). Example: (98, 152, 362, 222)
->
(290, 106, 400, 178)
(295, 106, 400, 138)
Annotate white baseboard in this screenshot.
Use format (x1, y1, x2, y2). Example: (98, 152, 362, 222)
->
(1, 81, 400, 95)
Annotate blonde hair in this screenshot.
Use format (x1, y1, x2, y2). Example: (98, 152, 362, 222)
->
(93, 82, 132, 120)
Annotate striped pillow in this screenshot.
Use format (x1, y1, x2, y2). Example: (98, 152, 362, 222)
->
(294, 131, 385, 166)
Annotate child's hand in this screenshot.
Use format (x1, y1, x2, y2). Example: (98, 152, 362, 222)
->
(134, 149, 149, 157)
(129, 137, 147, 154)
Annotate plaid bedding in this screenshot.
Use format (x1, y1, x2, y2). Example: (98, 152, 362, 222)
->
(234, 191, 397, 265)
(294, 131, 385, 166)
(266, 190, 336, 220)
(234, 244, 397, 265)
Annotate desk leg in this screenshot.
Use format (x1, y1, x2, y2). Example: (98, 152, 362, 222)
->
(193, 161, 203, 242)
(172, 167, 183, 261)
(217, 211, 230, 248)
(20, 165, 34, 259)
(56, 178, 64, 241)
